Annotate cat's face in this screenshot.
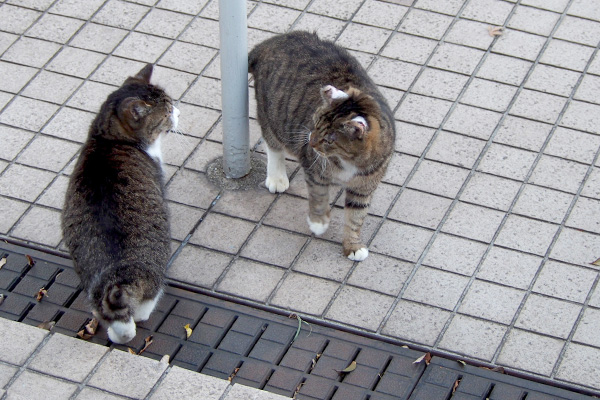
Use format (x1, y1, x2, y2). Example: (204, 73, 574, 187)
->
(309, 85, 376, 160)
(109, 64, 177, 144)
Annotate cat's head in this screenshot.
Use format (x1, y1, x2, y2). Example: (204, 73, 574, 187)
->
(94, 64, 179, 145)
(309, 85, 381, 160)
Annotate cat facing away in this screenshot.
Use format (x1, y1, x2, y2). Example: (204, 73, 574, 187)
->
(62, 64, 179, 343)
(249, 31, 396, 261)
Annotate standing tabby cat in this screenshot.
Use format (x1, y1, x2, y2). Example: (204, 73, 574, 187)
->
(249, 31, 395, 261)
(62, 64, 179, 343)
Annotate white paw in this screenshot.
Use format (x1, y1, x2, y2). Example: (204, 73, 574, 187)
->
(347, 247, 369, 261)
(134, 291, 162, 322)
(307, 216, 329, 235)
(265, 176, 289, 193)
(107, 318, 136, 344)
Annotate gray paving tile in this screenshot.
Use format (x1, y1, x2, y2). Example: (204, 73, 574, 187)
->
(241, 226, 307, 268)
(218, 259, 284, 302)
(49, 0, 105, 19)
(0, 92, 13, 111)
(42, 107, 95, 143)
(382, 300, 451, 346)
(0, 4, 41, 35)
(381, 33, 437, 64)
(225, 383, 289, 400)
(176, 104, 220, 138)
(157, 0, 211, 15)
(568, 0, 600, 22)
(70, 23, 128, 54)
(29, 333, 108, 382)
(516, 294, 581, 339)
(533, 260, 597, 303)
(17, 136, 80, 172)
(459, 280, 525, 324)
(427, 130, 485, 168)
(441, 202, 505, 243)
(347, 253, 412, 296)
(525, 65, 580, 97)
(382, 153, 418, 186)
(541, 40, 595, 72)
(93, 0, 150, 29)
(91, 57, 145, 86)
(67, 81, 116, 113)
(461, 78, 517, 112)
(370, 57, 420, 91)
(562, 100, 600, 134)
(136, 9, 193, 39)
(6, 370, 78, 400)
(293, 239, 354, 282)
(264, 195, 312, 235)
(0, 197, 29, 234)
(0, 363, 18, 391)
(113, 32, 171, 64)
(573, 307, 600, 347)
(292, 13, 346, 41)
(478, 246, 542, 290)
(212, 187, 274, 222)
(0, 164, 55, 202)
(0, 32, 19, 55)
(326, 286, 395, 331)
(47, 47, 106, 80)
(181, 76, 221, 109)
(413, 68, 469, 101)
(75, 387, 129, 400)
(11, 206, 63, 247)
(371, 220, 433, 262)
(395, 122, 435, 156)
(495, 215, 559, 256)
(354, 0, 408, 29)
(566, 197, 600, 234)
(337, 23, 392, 54)
(0, 97, 59, 131)
(0, 126, 34, 161)
(529, 155, 589, 194)
(476, 53, 532, 86)
(423, 233, 488, 276)
(271, 272, 340, 316)
(308, 0, 363, 20)
(462, 0, 513, 25)
(498, 329, 564, 376)
(522, 0, 569, 12)
(389, 189, 452, 230)
(399, 8, 453, 40)
(159, 43, 217, 75)
(555, 16, 600, 47)
(168, 244, 232, 288)
(507, 5, 559, 36)
(150, 366, 229, 400)
(444, 104, 503, 140)
(439, 314, 506, 361)
(446, 19, 494, 50)
(0, 61, 37, 94)
(167, 200, 205, 241)
(180, 17, 220, 48)
(403, 266, 469, 310)
(478, 143, 537, 180)
(429, 42, 485, 75)
(248, 3, 301, 34)
(89, 350, 167, 399)
(166, 169, 220, 209)
(513, 185, 573, 224)
(37, 175, 69, 210)
(460, 172, 521, 212)
(493, 29, 547, 61)
(27, 14, 84, 44)
(1, 37, 61, 68)
(545, 127, 600, 164)
(152, 66, 196, 100)
(510, 89, 568, 123)
(408, 160, 469, 198)
(0, 317, 48, 365)
(581, 167, 600, 199)
(556, 343, 600, 390)
(551, 227, 600, 268)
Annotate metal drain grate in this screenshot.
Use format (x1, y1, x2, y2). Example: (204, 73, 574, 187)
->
(0, 241, 595, 400)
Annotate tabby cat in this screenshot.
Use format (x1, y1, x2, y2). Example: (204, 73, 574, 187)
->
(249, 31, 395, 261)
(62, 64, 179, 343)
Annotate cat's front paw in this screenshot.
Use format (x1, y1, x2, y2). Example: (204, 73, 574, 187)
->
(344, 244, 369, 261)
(107, 318, 136, 344)
(265, 176, 289, 193)
(307, 216, 330, 235)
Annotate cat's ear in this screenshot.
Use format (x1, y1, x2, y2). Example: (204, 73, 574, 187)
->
(120, 97, 152, 123)
(347, 115, 368, 140)
(106, 284, 130, 310)
(321, 85, 349, 105)
(134, 63, 153, 84)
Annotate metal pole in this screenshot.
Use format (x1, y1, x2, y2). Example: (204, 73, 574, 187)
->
(219, 0, 251, 179)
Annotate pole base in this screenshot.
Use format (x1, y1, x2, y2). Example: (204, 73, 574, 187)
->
(206, 155, 266, 190)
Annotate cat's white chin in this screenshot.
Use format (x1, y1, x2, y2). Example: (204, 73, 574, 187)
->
(107, 318, 136, 344)
(307, 217, 329, 235)
(347, 248, 369, 261)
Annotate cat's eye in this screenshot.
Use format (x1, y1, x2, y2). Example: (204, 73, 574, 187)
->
(324, 132, 336, 144)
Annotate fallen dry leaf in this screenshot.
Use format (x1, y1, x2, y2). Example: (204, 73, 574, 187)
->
(160, 354, 170, 364)
(35, 288, 48, 302)
(184, 323, 192, 338)
(128, 348, 136, 355)
(336, 360, 357, 374)
(309, 353, 322, 373)
(488, 26, 504, 36)
(481, 366, 506, 374)
(138, 335, 153, 356)
(457, 360, 466, 366)
(413, 352, 432, 365)
(228, 367, 240, 382)
(452, 378, 461, 394)
(292, 381, 305, 399)
(25, 255, 35, 266)
(592, 258, 600, 267)
(77, 318, 99, 340)
(0, 257, 6, 269)
(37, 321, 55, 331)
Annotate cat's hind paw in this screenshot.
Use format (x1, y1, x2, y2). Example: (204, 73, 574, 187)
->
(265, 176, 289, 193)
(347, 247, 369, 261)
(307, 216, 329, 235)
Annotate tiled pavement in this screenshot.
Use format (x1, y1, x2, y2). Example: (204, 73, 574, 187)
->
(0, 0, 600, 396)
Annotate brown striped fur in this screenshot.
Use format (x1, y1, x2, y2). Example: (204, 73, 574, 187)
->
(249, 31, 395, 260)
